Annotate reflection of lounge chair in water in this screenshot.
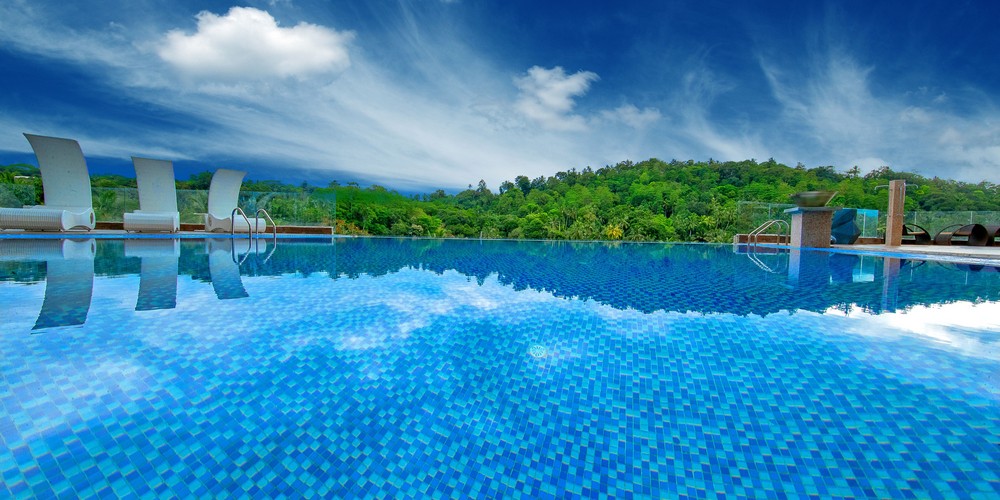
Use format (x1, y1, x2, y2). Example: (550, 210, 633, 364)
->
(125, 239, 179, 310)
(207, 238, 249, 300)
(0, 239, 97, 331)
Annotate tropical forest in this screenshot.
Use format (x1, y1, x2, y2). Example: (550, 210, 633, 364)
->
(2, 158, 998, 242)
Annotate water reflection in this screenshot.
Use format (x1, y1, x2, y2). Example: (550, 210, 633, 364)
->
(2, 238, 996, 499)
(0, 238, 292, 331)
(35, 240, 95, 330)
(125, 239, 179, 311)
(0, 239, 96, 331)
(0, 237, 998, 331)
(206, 238, 248, 300)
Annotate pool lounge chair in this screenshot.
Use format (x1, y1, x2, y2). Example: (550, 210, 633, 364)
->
(124, 157, 180, 232)
(985, 225, 1000, 246)
(204, 169, 267, 234)
(901, 223, 931, 245)
(0, 134, 95, 231)
(933, 223, 989, 246)
(125, 239, 180, 310)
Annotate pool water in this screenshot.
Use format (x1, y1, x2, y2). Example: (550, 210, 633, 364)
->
(1, 237, 998, 498)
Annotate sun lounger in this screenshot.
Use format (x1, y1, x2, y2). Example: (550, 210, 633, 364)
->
(0, 134, 95, 231)
(124, 157, 180, 232)
(125, 239, 180, 310)
(984, 225, 1000, 246)
(901, 223, 931, 245)
(933, 223, 989, 246)
(204, 169, 267, 234)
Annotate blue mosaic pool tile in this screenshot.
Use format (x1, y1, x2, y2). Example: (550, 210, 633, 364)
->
(1, 240, 999, 497)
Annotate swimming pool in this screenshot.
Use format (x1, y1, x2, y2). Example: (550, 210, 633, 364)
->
(1, 237, 998, 497)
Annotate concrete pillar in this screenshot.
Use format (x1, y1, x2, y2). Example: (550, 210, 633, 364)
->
(885, 180, 906, 246)
(784, 207, 836, 248)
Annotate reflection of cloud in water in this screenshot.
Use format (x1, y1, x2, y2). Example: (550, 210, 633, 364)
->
(317, 268, 566, 352)
(6, 260, 997, 453)
(825, 301, 1000, 362)
(0, 281, 47, 330)
(9, 357, 151, 442)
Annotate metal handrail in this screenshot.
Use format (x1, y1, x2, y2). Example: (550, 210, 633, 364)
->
(255, 208, 277, 241)
(748, 219, 790, 246)
(744, 219, 790, 275)
(230, 207, 254, 264)
(875, 182, 919, 191)
(231, 207, 254, 238)
(253, 209, 277, 264)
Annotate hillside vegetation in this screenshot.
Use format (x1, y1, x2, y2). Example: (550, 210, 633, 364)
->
(3, 158, 998, 242)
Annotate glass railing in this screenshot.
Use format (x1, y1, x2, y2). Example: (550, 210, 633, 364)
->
(0, 184, 336, 227)
(0, 183, 36, 207)
(901, 211, 1000, 237)
(736, 202, 881, 238)
(735, 204, 1000, 241)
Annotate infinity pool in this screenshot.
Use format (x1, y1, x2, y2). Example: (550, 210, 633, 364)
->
(1, 237, 998, 497)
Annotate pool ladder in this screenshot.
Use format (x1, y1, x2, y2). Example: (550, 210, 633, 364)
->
(747, 219, 790, 247)
(230, 208, 278, 264)
(745, 219, 790, 274)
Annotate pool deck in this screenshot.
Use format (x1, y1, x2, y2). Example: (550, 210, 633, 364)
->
(830, 243, 1000, 264)
(734, 233, 1000, 264)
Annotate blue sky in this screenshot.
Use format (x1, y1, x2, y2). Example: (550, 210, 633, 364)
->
(1, 0, 997, 191)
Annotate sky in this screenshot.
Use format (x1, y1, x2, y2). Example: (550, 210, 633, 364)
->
(0, 0, 997, 192)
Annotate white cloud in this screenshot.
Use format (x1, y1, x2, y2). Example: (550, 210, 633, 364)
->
(600, 104, 661, 129)
(158, 7, 355, 81)
(668, 66, 767, 161)
(514, 66, 598, 131)
(760, 51, 1000, 181)
(0, 3, 611, 190)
